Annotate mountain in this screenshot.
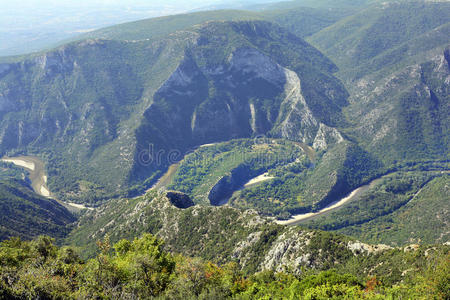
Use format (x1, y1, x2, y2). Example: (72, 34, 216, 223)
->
(307, 1, 450, 164)
(261, 6, 357, 38)
(61, 190, 448, 298)
(0, 1, 448, 244)
(71, 10, 262, 42)
(0, 179, 75, 241)
(255, 0, 379, 38)
(336, 174, 450, 245)
(165, 139, 383, 219)
(305, 170, 450, 245)
(0, 2, 449, 298)
(343, 49, 450, 163)
(0, 19, 347, 205)
(309, 1, 450, 81)
(254, 0, 377, 10)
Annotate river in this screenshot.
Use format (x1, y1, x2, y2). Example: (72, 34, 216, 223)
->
(1, 155, 92, 212)
(275, 169, 450, 226)
(275, 182, 375, 226)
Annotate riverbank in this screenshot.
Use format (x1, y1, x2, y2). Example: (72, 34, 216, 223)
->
(275, 168, 450, 226)
(1, 156, 47, 196)
(275, 183, 373, 225)
(1, 156, 93, 212)
(243, 172, 274, 188)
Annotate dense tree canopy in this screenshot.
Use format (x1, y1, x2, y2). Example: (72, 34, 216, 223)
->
(0, 234, 448, 299)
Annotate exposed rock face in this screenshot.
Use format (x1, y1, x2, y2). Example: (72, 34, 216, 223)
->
(166, 191, 195, 209)
(0, 20, 347, 198)
(347, 241, 392, 255)
(313, 123, 344, 150)
(346, 49, 450, 162)
(134, 44, 346, 186)
(71, 191, 444, 278)
(260, 229, 315, 272)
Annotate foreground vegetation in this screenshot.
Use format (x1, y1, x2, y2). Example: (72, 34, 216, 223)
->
(1, 234, 448, 299)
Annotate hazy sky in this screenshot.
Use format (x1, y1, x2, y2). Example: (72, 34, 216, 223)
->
(0, 0, 281, 56)
(1, 0, 237, 10)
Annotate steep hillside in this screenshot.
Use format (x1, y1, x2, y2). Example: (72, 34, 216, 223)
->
(67, 190, 358, 268)
(0, 179, 75, 241)
(67, 189, 449, 293)
(0, 20, 348, 204)
(230, 141, 383, 218)
(261, 6, 359, 38)
(304, 170, 450, 245)
(307, 2, 450, 164)
(336, 174, 450, 246)
(309, 1, 450, 81)
(343, 48, 450, 163)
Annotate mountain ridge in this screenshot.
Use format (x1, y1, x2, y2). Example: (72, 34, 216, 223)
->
(0, 20, 348, 204)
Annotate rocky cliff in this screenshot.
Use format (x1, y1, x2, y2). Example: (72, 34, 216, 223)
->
(0, 20, 348, 203)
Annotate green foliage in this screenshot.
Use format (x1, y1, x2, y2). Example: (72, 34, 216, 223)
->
(0, 162, 26, 182)
(310, 1, 450, 80)
(306, 171, 438, 231)
(0, 236, 82, 299)
(335, 174, 450, 246)
(309, 1, 450, 165)
(231, 141, 383, 218)
(1, 234, 448, 299)
(262, 6, 357, 38)
(0, 17, 344, 206)
(168, 139, 303, 205)
(75, 234, 176, 298)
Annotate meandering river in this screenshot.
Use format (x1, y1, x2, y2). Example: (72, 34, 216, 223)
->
(1, 156, 92, 211)
(275, 182, 375, 225)
(275, 169, 450, 226)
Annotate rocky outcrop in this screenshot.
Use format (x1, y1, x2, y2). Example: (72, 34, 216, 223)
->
(260, 229, 315, 273)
